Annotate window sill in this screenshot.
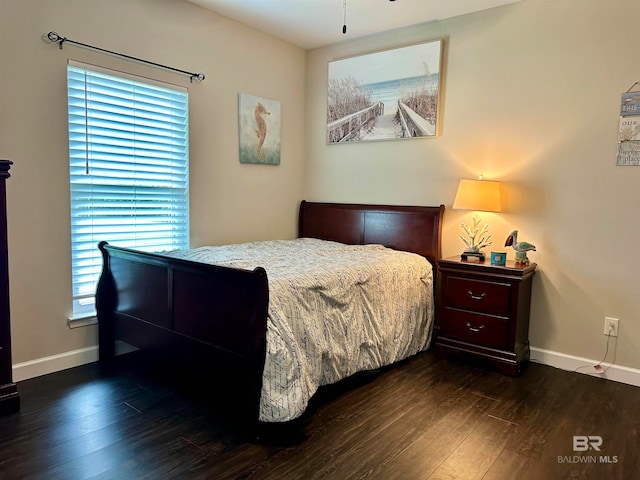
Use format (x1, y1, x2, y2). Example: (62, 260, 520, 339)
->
(67, 314, 98, 328)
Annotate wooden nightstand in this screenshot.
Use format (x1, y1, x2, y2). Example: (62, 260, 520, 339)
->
(434, 256, 536, 376)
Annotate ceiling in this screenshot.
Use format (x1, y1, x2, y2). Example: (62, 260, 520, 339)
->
(186, 0, 521, 50)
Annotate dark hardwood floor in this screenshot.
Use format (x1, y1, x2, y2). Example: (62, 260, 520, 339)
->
(1, 350, 638, 479)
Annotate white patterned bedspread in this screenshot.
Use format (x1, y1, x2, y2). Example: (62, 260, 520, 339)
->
(167, 238, 434, 422)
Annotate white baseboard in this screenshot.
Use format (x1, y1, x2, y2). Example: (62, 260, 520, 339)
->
(12, 343, 640, 389)
(530, 346, 640, 388)
(12, 342, 137, 382)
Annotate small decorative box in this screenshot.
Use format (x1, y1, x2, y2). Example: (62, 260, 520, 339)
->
(490, 251, 507, 265)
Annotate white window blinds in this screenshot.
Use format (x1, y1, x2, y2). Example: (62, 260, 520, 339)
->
(68, 63, 189, 320)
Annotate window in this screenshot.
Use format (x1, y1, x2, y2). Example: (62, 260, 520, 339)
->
(67, 62, 189, 322)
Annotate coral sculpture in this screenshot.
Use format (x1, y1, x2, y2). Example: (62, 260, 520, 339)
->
(459, 216, 493, 254)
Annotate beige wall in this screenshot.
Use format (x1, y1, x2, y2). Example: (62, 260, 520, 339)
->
(305, 0, 640, 369)
(3, 0, 640, 375)
(0, 0, 306, 364)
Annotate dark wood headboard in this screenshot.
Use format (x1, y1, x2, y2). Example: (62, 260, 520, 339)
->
(298, 200, 445, 266)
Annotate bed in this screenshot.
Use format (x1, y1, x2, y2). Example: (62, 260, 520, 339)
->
(96, 200, 444, 423)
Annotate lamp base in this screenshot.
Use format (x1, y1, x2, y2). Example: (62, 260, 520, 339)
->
(461, 251, 485, 262)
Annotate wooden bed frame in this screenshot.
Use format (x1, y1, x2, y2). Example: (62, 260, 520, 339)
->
(96, 200, 445, 422)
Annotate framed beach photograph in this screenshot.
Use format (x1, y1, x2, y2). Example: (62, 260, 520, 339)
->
(238, 93, 281, 165)
(327, 39, 443, 144)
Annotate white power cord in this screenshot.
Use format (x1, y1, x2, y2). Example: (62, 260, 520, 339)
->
(573, 324, 615, 374)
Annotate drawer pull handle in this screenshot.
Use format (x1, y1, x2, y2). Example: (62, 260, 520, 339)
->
(466, 322, 485, 333)
(467, 290, 486, 301)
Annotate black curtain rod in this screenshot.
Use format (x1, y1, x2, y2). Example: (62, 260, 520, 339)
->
(46, 31, 205, 83)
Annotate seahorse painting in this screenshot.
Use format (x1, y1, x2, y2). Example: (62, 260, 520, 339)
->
(238, 93, 280, 165)
(254, 102, 270, 161)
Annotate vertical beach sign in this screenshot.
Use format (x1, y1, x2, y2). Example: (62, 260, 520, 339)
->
(616, 90, 640, 165)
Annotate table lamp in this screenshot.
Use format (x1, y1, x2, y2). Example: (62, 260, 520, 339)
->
(452, 175, 502, 261)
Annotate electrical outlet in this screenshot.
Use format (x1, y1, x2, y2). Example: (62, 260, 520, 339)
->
(604, 317, 619, 337)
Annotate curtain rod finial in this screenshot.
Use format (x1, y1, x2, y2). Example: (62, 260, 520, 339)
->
(45, 31, 66, 49)
(190, 73, 205, 83)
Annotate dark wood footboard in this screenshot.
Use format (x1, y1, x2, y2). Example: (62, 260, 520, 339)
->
(96, 241, 269, 418)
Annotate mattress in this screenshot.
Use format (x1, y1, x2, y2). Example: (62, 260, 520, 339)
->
(167, 237, 434, 422)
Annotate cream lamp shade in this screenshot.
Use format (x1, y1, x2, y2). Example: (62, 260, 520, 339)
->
(452, 178, 502, 212)
(452, 176, 502, 262)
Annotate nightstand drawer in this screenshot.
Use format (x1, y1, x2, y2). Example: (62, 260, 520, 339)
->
(440, 309, 508, 349)
(444, 276, 511, 316)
